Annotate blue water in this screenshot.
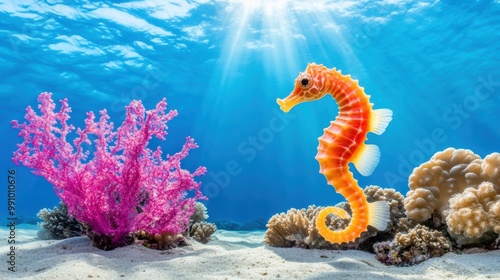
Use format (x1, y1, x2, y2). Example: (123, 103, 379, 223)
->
(0, 0, 499, 227)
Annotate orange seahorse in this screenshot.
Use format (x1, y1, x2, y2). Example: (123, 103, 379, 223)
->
(277, 63, 393, 244)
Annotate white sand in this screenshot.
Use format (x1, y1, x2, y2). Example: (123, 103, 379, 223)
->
(0, 224, 499, 280)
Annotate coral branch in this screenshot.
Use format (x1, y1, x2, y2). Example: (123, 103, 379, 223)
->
(12, 92, 206, 249)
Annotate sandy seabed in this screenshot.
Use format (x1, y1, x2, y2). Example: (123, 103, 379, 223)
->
(0, 224, 499, 280)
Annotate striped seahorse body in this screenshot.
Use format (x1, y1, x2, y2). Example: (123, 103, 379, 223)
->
(277, 63, 393, 244)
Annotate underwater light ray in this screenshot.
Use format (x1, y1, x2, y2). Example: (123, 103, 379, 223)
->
(203, 0, 306, 115)
(297, 8, 366, 73)
(261, 1, 303, 84)
(219, 1, 256, 86)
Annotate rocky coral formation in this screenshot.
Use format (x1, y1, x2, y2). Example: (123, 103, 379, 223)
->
(37, 202, 84, 240)
(264, 205, 335, 249)
(264, 206, 313, 248)
(134, 202, 217, 249)
(373, 224, 452, 266)
(404, 148, 500, 246)
(446, 181, 500, 246)
(264, 186, 405, 251)
(188, 202, 217, 244)
(394, 217, 413, 233)
(190, 222, 217, 244)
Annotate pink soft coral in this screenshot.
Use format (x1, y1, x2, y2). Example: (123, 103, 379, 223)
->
(11, 92, 206, 249)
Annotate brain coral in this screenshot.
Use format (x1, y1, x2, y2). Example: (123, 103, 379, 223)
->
(446, 181, 500, 241)
(405, 148, 482, 224)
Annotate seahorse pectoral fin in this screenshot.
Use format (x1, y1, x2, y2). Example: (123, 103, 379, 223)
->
(352, 144, 380, 176)
(368, 201, 391, 231)
(370, 108, 393, 135)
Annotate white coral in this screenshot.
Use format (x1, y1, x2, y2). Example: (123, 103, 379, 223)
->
(446, 182, 500, 238)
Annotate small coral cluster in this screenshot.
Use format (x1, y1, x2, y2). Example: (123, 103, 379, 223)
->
(37, 202, 83, 240)
(265, 148, 500, 266)
(264, 205, 329, 249)
(37, 201, 216, 249)
(120, 202, 217, 249)
(190, 222, 217, 244)
(447, 182, 500, 241)
(373, 225, 451, 266)
(189, 202, 217, 244)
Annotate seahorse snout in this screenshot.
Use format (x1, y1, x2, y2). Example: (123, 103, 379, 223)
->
(277, 93, 304, 113)
(276, 98, 291, 113)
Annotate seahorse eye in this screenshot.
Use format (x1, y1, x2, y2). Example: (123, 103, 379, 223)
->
(298, 73, 312, 89)
(301, 78, 309, 87)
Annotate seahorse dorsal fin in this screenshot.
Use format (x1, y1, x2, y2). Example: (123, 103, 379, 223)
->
(370, 108, 393, 135)
(368, 201, 390, 230)
(352, 144, 380, 176)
